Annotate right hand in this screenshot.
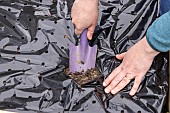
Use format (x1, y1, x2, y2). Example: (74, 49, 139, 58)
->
(71, 0, 98, 40)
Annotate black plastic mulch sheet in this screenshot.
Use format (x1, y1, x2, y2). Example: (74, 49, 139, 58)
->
(0, 0, 168, 113)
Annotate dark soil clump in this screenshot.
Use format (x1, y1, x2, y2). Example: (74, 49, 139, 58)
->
(65, 68, 101, 86)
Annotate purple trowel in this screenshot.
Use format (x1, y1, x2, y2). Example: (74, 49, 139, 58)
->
(69, 29, 97, 73)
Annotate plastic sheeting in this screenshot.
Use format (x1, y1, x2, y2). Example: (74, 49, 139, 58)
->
(0, 0, 168, 113)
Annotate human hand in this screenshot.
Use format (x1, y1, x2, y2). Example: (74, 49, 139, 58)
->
(103, 37, 160, 96)
(71, 0, 98, 40)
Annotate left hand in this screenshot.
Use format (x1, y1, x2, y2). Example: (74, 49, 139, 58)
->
(103, 37, 159, 96)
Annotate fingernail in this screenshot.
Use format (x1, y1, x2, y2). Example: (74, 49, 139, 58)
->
(129, 92, 134, 96)
(89, 36, 92, 40)
(111, 90, 115, 94)
(104, 88, 109, 93)
(103, 82, 106, 86)
(115, 54, 119, 57)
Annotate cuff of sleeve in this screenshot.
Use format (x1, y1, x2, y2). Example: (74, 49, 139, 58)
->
(146, 30, 161, 52)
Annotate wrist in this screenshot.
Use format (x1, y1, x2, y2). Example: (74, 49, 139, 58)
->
(141, 36, 160, 58)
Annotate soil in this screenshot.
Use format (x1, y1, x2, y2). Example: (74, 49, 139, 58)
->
(65, 68, 101, 86)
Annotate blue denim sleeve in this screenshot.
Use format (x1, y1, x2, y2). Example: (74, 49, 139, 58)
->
(146, 10, 170, 52)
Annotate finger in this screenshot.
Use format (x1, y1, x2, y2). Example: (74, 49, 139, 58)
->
(103, 65, 123, 87)
(116, 52, 126, 60)
(129, 75, 143, 96)
(111, 74, 133, 94)
(87, 24, 96, 40)
(72, 19, 75, 25)
(104, 70, 126, 93)
(75, 28, 84, 35)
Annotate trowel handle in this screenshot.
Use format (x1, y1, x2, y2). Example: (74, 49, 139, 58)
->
(80, 29, 88, 48)
(80, 29, 89, 62)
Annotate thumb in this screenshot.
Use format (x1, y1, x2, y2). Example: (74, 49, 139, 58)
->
(87, 24, 96, 40)
(116, 52, 126, 60)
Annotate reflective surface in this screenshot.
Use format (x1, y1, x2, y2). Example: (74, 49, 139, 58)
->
(0, 0, 168, 113)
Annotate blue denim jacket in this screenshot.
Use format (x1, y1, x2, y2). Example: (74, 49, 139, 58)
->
(160, 0, 170, 15)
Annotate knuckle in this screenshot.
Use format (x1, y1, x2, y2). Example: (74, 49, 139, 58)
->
(109, 82, 116, 88)
(88, 27, 95, 31)
(132, 86, 138, 91)
(88, 30, 94, 34)
(106, 75, 114, 81)
(105, 77, 111, 82)
(135, 80, 141, 84)
(122, 78, 129, 83)
(117, 66, 123, 71)
(76, 25, 82, 30)
(114, 77, 121, 81)
(121, 70, 127, 75)
(115, 66, 122, 72)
